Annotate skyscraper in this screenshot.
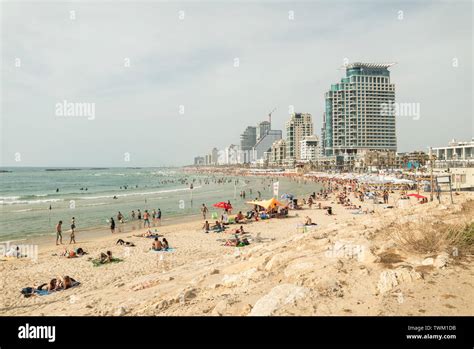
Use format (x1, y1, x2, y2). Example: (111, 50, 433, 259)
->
(285, 113, 313, 162)
(240, 126, 257, 163)
(256, 121, 271, 142)
(240, 126, 257, 150)
(322, 62, 397, 157)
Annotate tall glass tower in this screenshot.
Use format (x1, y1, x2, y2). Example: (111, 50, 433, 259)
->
(321, 63, 397, 156)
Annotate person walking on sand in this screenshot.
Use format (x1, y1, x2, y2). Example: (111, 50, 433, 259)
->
(201, 204, 208, 219)
(110, 217, 116, 234)
(70, 217, 76, 244)
(56, 220, 63, 245)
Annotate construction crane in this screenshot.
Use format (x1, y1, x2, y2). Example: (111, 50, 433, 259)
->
(268, 107, 276, 124)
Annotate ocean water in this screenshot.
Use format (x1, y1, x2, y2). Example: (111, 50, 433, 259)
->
(0, 167, 319, 242)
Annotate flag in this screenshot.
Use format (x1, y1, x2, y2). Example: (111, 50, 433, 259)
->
(273, 182, 279, 196)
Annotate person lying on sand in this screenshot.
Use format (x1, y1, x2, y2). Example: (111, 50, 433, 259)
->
(134, 230, 159, 237)
(30, 275, 77, 293)
(224, 236, 250, 247)
(99, 251, 113, 264)
(116, 239, 135, 247)
(233, 226, 245, 234)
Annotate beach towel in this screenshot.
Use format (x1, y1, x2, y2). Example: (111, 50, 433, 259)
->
(91, 257, 123, 267)
(149, 248, 175, 253)
(21, 281, 80, 298)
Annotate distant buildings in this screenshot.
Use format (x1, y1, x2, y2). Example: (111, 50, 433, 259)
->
(239, 126, 257, 164)
(256, 121, 271, 142)
(269, 139, 286, 166)
(285, 113, 314, 163)
(193, 156, 205, 166)
(430, 139, 474, 167)
(429, 139, 474, 190)
(322, 62, 397, 157)
(300, 135, 319, 161)
(253, 130, 282, 161)
(240, 126, 257, 151)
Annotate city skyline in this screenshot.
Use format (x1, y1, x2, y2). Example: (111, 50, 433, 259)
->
(2, 1, 472, 167)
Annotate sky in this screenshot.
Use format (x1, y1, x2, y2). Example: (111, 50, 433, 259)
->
(1, 0, 472, 167)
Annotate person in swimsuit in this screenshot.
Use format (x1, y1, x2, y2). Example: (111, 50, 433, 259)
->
(56, 221, 63, 245)
(152, 238, 163, 251)
(143, 210, 150, 228)
(162, 238, 169, 250)
(156, 209, 162, 225)
(70, 217, 76, 244)
(110, 217, 116, 233)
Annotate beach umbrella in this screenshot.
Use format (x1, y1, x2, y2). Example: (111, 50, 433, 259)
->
(246, 198, 285, 210)
(213, 202, 232, 210)
(407, 193, 427, 199)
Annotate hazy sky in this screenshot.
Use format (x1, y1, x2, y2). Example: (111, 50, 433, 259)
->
(1, 0, 472, 167)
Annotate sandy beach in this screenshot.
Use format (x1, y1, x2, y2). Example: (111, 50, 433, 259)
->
(1, 189, 473, 316)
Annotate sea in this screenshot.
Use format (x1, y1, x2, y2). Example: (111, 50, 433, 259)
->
(0, 167, 320, 243)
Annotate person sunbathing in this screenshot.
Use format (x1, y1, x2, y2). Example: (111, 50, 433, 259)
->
(99, 251, 113, 264)
(152, 238, 163, 251)
(27, 275, 76, 295)
(57, 275, 76, 290)
(162, 238, 169, 250)
(233, 226, 245, 234)
(37, 278, 58, 292)
(116, 239, 135, 247)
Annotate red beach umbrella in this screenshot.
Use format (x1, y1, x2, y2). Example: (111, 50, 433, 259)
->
(213, 202, 232, 210)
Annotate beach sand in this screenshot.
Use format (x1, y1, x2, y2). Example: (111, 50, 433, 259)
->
(1, 191, 473, 316)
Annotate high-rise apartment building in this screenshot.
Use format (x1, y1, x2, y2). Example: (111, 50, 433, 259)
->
(322, 62, 397, 156)
(285, 113, 313, 161)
